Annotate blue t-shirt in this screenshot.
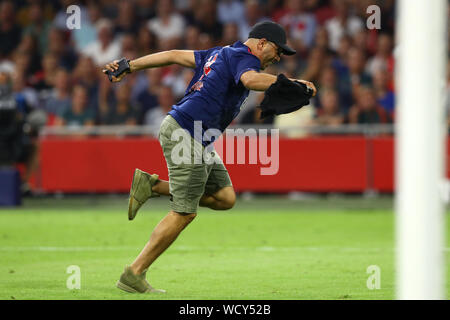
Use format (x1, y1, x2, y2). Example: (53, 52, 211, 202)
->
(168, 41, 261, 146)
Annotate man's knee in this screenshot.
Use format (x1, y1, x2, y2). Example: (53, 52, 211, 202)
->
(172, 211, 197, 223)
(221, 188, 236, 210)
(223, 200, 235, 210)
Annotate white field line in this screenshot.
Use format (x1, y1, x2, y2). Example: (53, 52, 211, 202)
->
(0, 245, 449, 252)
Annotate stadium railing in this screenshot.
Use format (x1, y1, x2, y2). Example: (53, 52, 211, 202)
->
(39, 124, 395, 137)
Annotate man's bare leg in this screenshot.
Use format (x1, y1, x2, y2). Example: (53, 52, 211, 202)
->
(151, 180, 170, 195)
(129, 211, 196, 275)
(152, 180, 236, 210)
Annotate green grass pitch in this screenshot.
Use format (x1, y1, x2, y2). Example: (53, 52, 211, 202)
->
(0, 195, 449, 300)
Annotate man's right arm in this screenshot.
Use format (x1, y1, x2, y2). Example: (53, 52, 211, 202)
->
(103, 50, 195, 82)
(129, 50, 196, 72)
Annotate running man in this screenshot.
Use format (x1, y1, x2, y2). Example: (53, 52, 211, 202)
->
(103, 21, 316, 293)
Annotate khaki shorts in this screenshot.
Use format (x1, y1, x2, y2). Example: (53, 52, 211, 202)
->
(158, 115, 232, 213)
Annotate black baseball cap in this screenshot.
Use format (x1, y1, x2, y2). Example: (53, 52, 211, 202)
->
(248, 21, 296, 56)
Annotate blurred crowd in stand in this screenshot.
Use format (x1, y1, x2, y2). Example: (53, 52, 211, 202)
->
(1, 0, 449, 143)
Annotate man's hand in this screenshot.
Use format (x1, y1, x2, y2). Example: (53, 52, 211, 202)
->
(298, 80, 316, 97)
(102, 60, 128, 82)
(290, 78, 317, 97)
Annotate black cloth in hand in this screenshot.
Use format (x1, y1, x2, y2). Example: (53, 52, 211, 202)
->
(258, 73, 313, 119)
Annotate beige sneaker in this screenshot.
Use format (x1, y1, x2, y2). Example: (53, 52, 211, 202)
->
(128, 169, 160, 221)
(116, 266, 166, 293)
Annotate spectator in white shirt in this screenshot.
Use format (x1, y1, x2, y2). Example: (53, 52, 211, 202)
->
(82, 19, 121, 67)
(325, 0, 363, 52)
(278, 0, 317, 51)
(148, 0, 185, 50)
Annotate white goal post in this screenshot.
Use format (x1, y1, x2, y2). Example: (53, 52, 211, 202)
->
(396, 0, 447, 299)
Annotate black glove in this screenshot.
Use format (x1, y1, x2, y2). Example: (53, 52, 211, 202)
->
(259, 74, 313, 119)
(105, 58, 131, 82)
